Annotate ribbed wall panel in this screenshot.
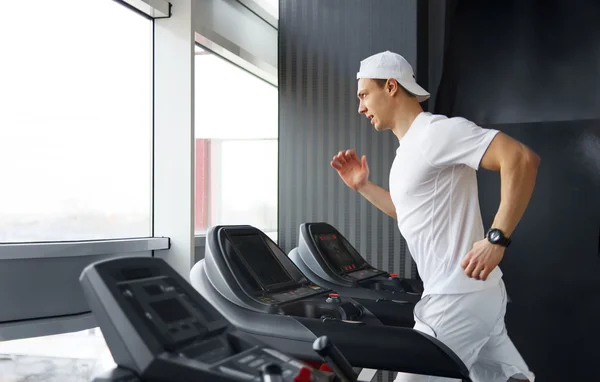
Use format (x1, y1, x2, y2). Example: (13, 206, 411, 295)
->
(279, 7, 419, 379)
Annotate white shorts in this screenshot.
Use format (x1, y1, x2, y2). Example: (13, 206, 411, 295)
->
(394, 279, 535, 382)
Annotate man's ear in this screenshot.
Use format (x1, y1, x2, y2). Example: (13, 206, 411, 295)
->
(386, 79, 399, 96)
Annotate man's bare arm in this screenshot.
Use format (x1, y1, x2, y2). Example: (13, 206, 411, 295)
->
(358, 181, 397, 220)
(480, 132, 541, 237)
(331, 150, 398, 220)
(462, 132, 540, 280)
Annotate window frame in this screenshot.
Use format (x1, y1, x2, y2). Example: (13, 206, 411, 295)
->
(195, 31, 277, 86)
(236, 0, 278, 29)
(0, 238, 169, 260)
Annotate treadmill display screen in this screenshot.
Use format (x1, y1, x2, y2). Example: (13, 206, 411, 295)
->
(229, 234, 293, 289)
(314, 233, 357, 273)
(150, 298, 191, 323)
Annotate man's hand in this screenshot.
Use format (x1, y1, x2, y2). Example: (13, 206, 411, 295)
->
(461, 239, 505, 280)
(331, 150, 370, 191)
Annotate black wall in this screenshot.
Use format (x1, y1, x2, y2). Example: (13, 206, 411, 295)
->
(436, 0, 600, 380)
(278, 0, 421, 285)
(436, 0, 600, 124)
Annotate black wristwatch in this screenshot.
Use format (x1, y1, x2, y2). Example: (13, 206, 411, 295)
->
(486, 228, 511, 247)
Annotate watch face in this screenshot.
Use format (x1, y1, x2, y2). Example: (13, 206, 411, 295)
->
(490, 231, 501, 242)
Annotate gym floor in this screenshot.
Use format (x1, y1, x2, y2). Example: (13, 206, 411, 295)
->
(0, 329, 115, 382)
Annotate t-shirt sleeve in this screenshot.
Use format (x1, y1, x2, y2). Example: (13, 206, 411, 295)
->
(419, 117, 499, 170)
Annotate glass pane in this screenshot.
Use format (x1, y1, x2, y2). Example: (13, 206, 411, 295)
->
(195, 52, 277, 140)
(195, 50, 278, 236)
(0, 0, 152, 242)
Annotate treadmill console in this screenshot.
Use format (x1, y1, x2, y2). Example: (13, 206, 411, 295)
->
(309, 225, 386, 279)
(118, 275, 221, 355)
(221, 230, 328, 304)
(313, 233, 362, 274)
(81, 257, 334, 382)
(294, 223, 423, 298)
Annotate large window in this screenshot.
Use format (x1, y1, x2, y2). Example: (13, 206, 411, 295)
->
(0, 0, 151, 376)
(194, 46, 278, 236)
(0, 0, 153, 243)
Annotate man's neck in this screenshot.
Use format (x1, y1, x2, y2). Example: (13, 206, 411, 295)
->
(391, 101, 424, 141)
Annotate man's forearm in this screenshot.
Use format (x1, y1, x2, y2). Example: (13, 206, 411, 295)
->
(358, 181, 397, 219)
(491, 151, 540, 237)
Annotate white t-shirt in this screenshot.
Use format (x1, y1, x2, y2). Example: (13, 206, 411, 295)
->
(389, 112, 502, 296)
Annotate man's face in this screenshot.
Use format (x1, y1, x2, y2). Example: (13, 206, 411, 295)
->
(357, 78, 394, 131)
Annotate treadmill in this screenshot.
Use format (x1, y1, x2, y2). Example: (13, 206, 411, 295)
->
(289, 222, 423, 305)
(190, 225, 471, 381)
(80, 256, 345, 382)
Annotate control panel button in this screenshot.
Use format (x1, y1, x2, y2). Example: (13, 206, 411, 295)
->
(326, 293, 341, 303)
(262, 348, 290, 362)
(293, 367, 312, 382)
(218, 366, 255, 380)
(249, 358, 266, 368)
(238, 354, 255, 364)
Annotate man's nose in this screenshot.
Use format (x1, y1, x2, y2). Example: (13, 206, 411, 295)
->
(358, 103, 367, 114)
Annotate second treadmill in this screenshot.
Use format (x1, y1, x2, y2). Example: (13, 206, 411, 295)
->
(290, 222, 423, 305)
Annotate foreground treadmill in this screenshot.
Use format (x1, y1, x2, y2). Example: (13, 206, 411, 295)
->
(80, 256, 343, 382)
(190, 225, 470, 381)
(290, 222, 423, 305)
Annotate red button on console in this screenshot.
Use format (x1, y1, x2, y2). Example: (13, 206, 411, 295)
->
(294, 367, 312, 382)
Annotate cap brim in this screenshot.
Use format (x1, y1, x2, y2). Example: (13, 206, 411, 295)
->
(399, 80, 430, 103)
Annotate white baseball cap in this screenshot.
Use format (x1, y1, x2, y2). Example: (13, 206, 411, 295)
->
(356, 50, 430, 103)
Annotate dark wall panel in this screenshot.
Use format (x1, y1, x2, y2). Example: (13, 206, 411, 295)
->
(279, 0, 420, 285)
(436, 0, 600, 124)
(477, 120, 600, 381)
(435, 0, 600, 380)
(426, 0, 446, 110)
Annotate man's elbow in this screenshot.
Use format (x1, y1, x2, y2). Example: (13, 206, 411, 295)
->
(522, 147, 541, 174)
(497, 143, 540, 176)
